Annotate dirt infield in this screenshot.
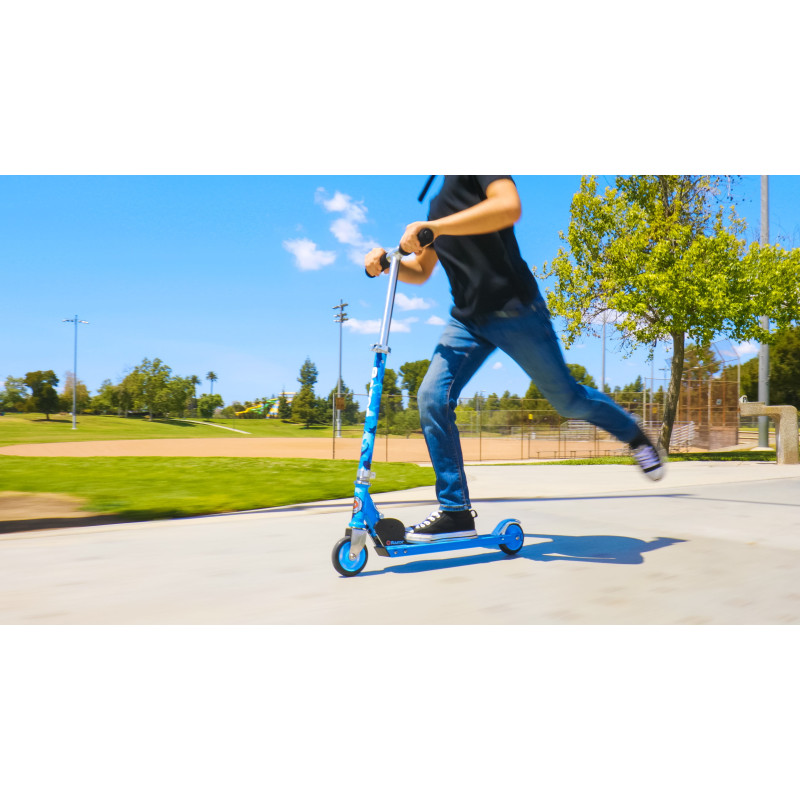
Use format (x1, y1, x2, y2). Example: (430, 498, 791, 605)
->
(0, 436, 628, 462)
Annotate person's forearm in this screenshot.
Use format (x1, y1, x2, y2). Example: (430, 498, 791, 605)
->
(398, 257, 429, 285)
(432, 194, 521, 237)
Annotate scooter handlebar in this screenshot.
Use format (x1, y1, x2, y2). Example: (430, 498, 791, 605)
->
(371, 227, 434, 276)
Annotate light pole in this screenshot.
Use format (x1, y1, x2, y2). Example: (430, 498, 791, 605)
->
(758, 175, 770, 447)
(333, 300, 349, 438)
(62, 315, 89, 430)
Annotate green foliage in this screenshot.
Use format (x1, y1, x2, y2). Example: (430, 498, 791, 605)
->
(683, 343, 721, 381)
(292, 359, 324, 427)
(298, 358, 318, 390)
(23, 370, 60, 420)
(399, 359, 431, 409)
(291, 385, 324, 427)
(0, 376, 28, 412)
(197, 393, 224, 419)
(327, 381, 361, 425)
(23, 370, 58, 394)
(59, 371, 91, 413)
(769, 324, 800, 407)
(525, 363, 598, 402)
(737, 324, 800, 407)
(544, 175, 800, 448)
(89, 379, 115, 415)
(123, 358, 171, 419)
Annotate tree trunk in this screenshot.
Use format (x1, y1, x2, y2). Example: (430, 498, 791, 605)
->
(659, 332, 685, 452)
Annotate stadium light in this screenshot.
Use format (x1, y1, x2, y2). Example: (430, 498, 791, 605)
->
(62, 315, 89, 430)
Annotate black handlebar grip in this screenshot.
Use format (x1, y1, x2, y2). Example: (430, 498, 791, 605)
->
(365, 252, 391, 278)
(398, 227, 434, 257)
(366, 227, 434, 277)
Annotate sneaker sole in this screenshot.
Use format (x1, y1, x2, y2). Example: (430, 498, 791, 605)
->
(639, 447, 667, 481)
(405, 530, 478, 543)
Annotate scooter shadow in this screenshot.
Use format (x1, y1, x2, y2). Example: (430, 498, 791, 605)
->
(359, 533, 686, 576)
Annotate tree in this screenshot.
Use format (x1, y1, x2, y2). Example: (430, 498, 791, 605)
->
(292, 386, 324, 427)
(165, 376, 196, 417)
(23, 371, 60, 420)
(60, 371, 91, 414)
(768, 324, 800, 407)
(197, 393, 224, 419)
(293, 359, 324, 427)
(399, 359, 431, 409)
(326, 381, 360, 426)
(1, 376, 28, 412)
(738, 324, 800, 407)
(277, 393, 292, 420)
(682, 344, 721, 382)
(206, 371, 218, 394)
(526, 364, 597, 405)
(90, 379, 116, 415)
(298, 359, 317, 390)
(186, 375, 201, 415)
(366, 367, 403, 432)
(126, 358, 173, 420)
(545, 175, 800, 450)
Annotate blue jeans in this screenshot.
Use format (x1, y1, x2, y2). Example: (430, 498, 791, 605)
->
(417, 298, 641, 511)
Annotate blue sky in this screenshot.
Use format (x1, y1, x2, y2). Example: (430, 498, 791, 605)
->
(2, 174, 798, 408)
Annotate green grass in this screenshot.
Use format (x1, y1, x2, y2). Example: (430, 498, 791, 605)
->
(0, 456, 434, 521)
(0, 413, 364, 446)
(524, 450, 777, 466)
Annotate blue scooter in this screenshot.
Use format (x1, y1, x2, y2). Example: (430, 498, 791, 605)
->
(331, 228, 525, 576)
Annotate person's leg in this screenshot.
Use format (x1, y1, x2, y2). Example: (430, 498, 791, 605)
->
(484, 299, 641, 441)
(408, 318, 495, 541)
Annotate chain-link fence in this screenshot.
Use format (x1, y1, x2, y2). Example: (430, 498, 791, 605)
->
(328, 380, 745, 462)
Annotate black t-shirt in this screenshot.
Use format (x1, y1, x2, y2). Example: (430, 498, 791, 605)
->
(427, 175, 540, 321)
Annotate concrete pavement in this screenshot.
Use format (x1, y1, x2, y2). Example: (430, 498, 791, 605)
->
(1, 461, 799, 624)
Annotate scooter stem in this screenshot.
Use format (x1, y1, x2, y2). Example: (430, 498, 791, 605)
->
(374, 251, 402, 353)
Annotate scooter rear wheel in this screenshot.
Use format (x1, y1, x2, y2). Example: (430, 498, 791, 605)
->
(499, 523, 524, 556)
(332, 537, 368, 576)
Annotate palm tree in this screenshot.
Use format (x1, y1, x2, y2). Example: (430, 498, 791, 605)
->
(188, 375, 201, 416)
(206, 371, 218, 394)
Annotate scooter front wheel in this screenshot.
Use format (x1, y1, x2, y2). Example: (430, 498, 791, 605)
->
(332, 537, 369, 576)
(499, 523, 525, 556)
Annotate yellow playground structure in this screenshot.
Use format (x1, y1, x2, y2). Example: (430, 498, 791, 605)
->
(235, 393, 294, 417)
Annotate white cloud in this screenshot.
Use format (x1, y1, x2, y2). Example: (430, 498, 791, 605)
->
(492, 361, 503, 370)
(283, 238, 336, 271)
(316, 187, 379, 264)
(316, 189, 367, 222)
(395, 293, 434, 311)
(344, 318, 411, 334)
(734, 341, 759, 357)
(330, 217, 362, 246)
(426, 315, 447, 326)
(344, 318, 380, 334)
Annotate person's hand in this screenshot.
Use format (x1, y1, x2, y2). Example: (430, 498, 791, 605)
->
(364, 247, 387, 277)
(400, 221, 436, 255)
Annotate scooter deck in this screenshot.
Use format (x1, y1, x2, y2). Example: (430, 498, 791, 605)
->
(374, 518, 522, 559)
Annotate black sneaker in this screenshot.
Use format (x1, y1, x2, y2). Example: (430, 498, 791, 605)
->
(405, 509, 478, 543)
(629, 430, 666, 481)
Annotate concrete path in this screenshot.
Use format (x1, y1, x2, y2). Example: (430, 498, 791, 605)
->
(1, 461, 799, 624)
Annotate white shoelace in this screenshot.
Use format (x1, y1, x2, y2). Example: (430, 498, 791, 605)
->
(413, 510, 443, 531)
